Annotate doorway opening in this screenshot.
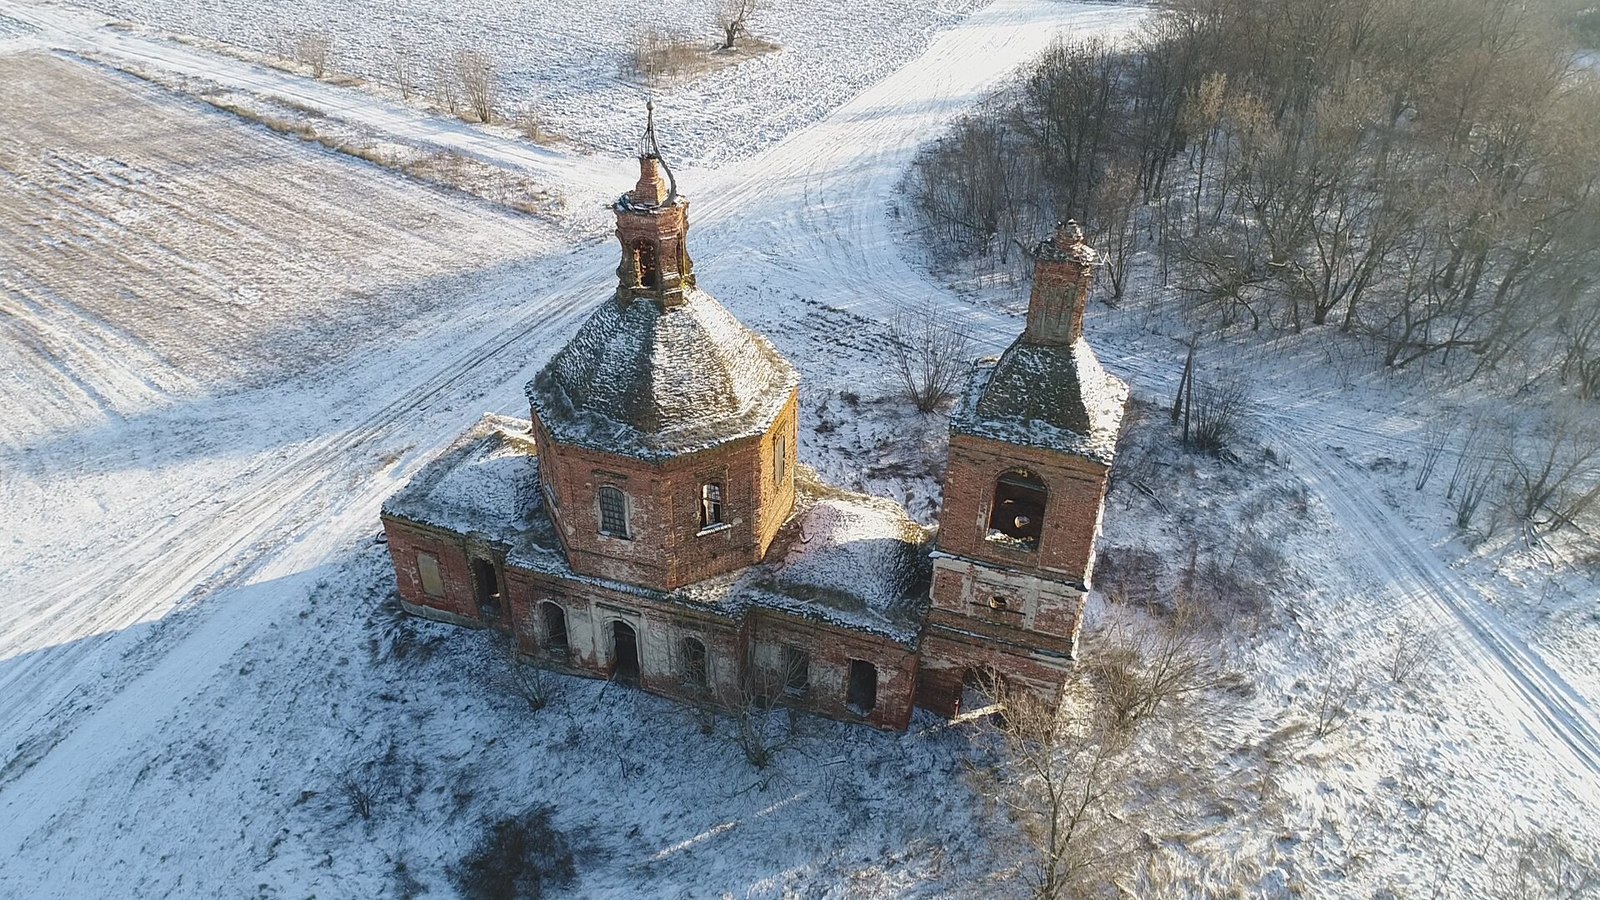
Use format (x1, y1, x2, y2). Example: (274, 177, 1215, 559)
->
(611, 621, 640, 684)
(471, 558, 501, 619)
(846, 659, 878, 716)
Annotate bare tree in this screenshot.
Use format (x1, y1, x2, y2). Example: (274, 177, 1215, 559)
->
(1090, 166, 1140, 301)
(455, 50, 499, 124)
(973, 679, 1135, 899)
(889, 303, 972, 413)
(431, 57, 460, 116)
(718, 0, 758, 50)
(294, 31, 333, 79)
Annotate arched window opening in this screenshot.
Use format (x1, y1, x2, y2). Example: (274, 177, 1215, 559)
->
(633, 240, 659, 288)
(541, 601, 569, 656)
(598, 485, 629, 538)
(987, 470, 1047, 550)
(699, 483, 724, 529)
(681, 637, 708, 688)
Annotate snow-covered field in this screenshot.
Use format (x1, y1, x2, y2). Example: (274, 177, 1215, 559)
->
(70, 0, 992, 166)
(1, 0, 1596, 895)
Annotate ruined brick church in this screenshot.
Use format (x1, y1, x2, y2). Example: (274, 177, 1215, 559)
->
(380, 114, 1128, 730)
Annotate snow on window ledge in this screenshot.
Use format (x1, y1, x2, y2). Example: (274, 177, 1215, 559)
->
(696, 522, 733, 537)
(984, 530, 1038, 552)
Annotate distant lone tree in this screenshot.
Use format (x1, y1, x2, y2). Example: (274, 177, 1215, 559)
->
(718, 0, 758, 49)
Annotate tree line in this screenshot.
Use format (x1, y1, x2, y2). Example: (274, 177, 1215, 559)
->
(911, 0, 1600, 389)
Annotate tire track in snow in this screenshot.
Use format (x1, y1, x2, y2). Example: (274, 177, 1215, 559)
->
(1107, 350, 1600, 782)
(1298, 440, 1600, 780)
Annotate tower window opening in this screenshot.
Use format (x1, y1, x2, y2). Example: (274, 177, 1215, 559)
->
(699, 483, 724, 529)
(598, 485, 630, 538)
(633, 240, 659, 288)
(987, 470, 1047, 550)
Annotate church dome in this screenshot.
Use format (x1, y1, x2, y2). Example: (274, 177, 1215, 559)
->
(527, 288, 798, 460)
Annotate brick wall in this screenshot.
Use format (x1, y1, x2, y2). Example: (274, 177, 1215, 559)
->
(915, 628, 1072, 718)
(747, 614, 919, 731)
(935, 433, 1110, 586)
(382, 518, 492, 627)
(927, 556, 1085, 646)
(534, 395, 797, 592)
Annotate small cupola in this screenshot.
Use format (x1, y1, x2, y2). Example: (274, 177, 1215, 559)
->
(1023, 220, 1098, 346)
(614, 101, 695, 308)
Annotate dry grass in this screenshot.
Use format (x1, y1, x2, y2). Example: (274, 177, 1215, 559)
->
(620, 25, 778, 86)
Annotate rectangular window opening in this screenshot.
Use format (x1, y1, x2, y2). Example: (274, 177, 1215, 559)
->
(699, 483, 724, 529)
(598, 485, 629, 538)
(471, 557, 501, 619)
(417, 552, 445, 598)
(781, 645, 810, 696)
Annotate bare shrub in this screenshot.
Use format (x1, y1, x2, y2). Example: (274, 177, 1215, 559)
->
(1504, 414, 1600, 528)
(1453, 460, 1495, 530)
(621, 27, 705, 85)
(1491, 830, 1600, 900)
(431, 57, 460, 116)
(1085, 602, 1225, 732)
(1184, 377, 1248, 455)
(1306, 656, 1366, 739)
(294, 31, 332, 79)
(500, 633, 552, 712)
(455, 50, 498, 124)
(718, 0, 758, 50)
(1383, 618, 1442, 687)
(386, 35, 417, 100)
(1414, 422, 1452, 491)
(889, 303, 971, 413)
(453, 806, 576, 900)
(514, 104, 543, 142)
(340, 770, 376, 820)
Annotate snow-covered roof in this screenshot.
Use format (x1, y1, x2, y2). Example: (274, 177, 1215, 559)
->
(384, 417, 930, 644)
(527, 287, 798, 460)
(686, 473, 932, 644)
(951, 338, 1129, 465)
(380, 415, 545, 539)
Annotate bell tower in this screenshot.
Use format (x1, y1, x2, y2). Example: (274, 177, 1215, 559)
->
(916, 222, 1129, 716)
(614, 101, 695, 308)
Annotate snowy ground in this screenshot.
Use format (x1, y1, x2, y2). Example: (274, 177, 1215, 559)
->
(1, 0, 1596, 895)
